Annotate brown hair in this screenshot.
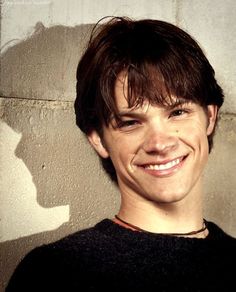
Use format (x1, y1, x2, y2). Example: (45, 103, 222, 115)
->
(75, 16, 224, 181)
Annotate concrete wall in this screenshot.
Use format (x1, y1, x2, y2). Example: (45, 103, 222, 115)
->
(0, 0, 236, 290)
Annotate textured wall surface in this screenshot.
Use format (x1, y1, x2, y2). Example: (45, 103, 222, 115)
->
(1, 0, 236, 290)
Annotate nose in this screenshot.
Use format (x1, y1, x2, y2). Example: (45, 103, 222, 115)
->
(142, 123, 178, 155)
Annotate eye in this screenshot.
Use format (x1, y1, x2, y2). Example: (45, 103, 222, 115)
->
(169, 109, 189, 117)
(117, 119, 140, 128)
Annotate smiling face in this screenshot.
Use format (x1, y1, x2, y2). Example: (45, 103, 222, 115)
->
(88, 72, 217, 208)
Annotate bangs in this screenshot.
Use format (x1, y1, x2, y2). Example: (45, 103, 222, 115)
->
(100, 57, 203, 125)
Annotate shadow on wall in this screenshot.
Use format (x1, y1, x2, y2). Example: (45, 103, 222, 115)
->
(0, 23, 119, 290)
(0, 22, 93, 100)
(0, 120, 70, 240)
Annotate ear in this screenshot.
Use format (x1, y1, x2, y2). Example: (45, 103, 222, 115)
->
(206, 105, 218, 136)
(87, 130, 109, 159)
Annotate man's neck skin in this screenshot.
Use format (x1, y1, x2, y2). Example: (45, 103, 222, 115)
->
(117, 176, 205, 236)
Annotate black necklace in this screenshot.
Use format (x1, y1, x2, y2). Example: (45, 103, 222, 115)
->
(115, 215, 208, 237)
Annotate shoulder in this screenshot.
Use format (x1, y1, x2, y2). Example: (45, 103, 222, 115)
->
(24, 219, 114, 260)
(6, 219, 113, 291)
(47, 218, 117, 251)
(206, 220, 236, 254)
(207, 220, 236, 241)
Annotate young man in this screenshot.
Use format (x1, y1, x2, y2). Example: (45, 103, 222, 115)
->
(7, 17, 236, 291)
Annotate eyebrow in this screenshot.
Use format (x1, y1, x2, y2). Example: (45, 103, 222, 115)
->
(114, 110, 144, 120)
(117, 99, 192, 117)
(165, 99, 192, 110)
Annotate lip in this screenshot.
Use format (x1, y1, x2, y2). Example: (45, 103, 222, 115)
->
(138, 155, 188, 177)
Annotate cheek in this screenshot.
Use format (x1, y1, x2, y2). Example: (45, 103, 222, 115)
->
(105, 132, 140, 153)
(194, 131, 209, 158)
(178, 122, 209, 150)
(106, 137, 138, 172)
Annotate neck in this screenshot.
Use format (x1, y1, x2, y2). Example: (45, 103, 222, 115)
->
(118, 182, 204, 236)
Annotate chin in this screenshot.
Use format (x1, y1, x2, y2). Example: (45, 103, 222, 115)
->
(149, 190, 189, 204)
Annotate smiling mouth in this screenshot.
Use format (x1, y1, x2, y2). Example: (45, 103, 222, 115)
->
(141, 156, 187, 173)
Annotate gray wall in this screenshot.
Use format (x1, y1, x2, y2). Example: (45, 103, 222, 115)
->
(1, 0, 236, 290)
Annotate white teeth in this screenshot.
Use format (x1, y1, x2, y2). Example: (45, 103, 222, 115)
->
(145, 158, 181, 171)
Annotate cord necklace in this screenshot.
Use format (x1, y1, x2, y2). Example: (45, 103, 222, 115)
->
(114, 215, 207, 237)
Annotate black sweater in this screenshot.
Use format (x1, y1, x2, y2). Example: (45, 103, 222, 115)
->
(6, 219, 236, 291)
